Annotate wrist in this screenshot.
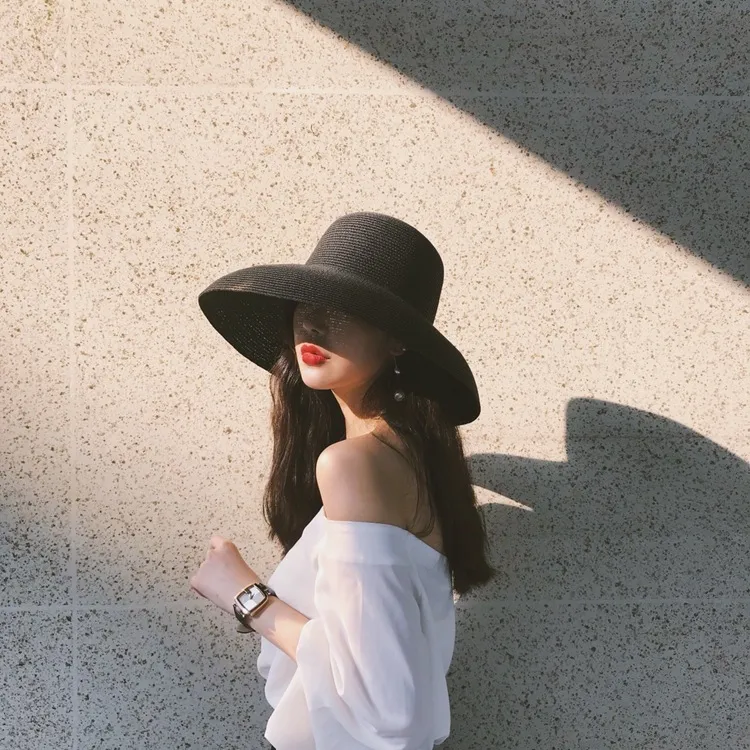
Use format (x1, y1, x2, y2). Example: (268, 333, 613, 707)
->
(246, 593, 281, 636)
(232, 580, 275, 631)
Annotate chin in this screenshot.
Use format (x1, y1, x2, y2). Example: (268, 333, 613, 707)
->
(300, 371, 337, 389)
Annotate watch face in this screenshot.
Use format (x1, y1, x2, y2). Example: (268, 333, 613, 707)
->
(237, 585, 263, 609)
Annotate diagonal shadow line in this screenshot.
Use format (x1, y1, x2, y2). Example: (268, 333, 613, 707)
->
(281, 0, 750, 287)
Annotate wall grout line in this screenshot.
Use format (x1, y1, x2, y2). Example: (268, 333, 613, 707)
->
(5, 597, 750, 613)
(3, 82, 750, 101)
(65, 0, 79, 746)
(454, 597, 750, 608)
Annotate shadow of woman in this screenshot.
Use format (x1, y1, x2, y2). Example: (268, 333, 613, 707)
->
(445, 397, 750, 749)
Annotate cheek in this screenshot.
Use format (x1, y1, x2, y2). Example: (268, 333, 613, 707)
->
(332, 343, 385, 380)
(344, 334, 387, 368)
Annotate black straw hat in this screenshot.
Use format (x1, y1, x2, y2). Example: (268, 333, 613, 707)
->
(197, 211, 480, 425)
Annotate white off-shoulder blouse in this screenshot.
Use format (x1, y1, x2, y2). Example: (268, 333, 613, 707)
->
(256, 505, 456, 750)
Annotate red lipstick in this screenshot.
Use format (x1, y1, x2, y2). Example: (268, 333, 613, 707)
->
(300, 343, 329, 366)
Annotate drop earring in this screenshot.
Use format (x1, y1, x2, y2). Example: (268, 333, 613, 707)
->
(393, 353, 405, 402)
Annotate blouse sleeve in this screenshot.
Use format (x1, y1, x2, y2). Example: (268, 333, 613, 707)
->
(294, 521, 435, 749)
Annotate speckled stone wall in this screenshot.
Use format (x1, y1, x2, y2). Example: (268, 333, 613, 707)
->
(2, 1, 749, 748)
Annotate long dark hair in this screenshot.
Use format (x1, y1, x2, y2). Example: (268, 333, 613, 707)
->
(261, 301, 497, 596)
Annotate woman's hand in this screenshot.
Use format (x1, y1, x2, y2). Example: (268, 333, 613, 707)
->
(189, 536, 261, 615)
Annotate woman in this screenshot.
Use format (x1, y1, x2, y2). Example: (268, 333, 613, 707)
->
(194, 211, 497, 749)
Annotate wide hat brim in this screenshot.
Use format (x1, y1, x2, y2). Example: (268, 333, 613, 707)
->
(198, 262, 481, 425)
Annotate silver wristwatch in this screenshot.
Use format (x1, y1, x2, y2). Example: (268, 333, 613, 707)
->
(233, 581, 277, 633)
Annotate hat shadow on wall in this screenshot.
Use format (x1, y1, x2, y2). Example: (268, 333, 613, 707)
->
(281, 0, 749, 289)
(446, 397, 749, 748)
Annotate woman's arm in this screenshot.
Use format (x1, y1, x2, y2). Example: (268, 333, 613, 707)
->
(250, 595, 309, 663)
(253, 439, 401, 663)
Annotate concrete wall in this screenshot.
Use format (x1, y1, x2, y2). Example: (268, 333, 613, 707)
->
(2, 1, 748, 747)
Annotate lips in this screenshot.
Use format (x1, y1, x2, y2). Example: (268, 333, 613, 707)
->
(300, 343, 329, 358)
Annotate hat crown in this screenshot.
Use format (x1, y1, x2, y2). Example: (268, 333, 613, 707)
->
(305, 212, 444, 323)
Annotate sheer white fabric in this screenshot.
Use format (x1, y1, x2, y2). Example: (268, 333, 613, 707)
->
(257, 508, 455, 750)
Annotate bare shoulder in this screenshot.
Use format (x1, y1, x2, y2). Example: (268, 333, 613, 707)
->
(315, 436, 405, 526)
